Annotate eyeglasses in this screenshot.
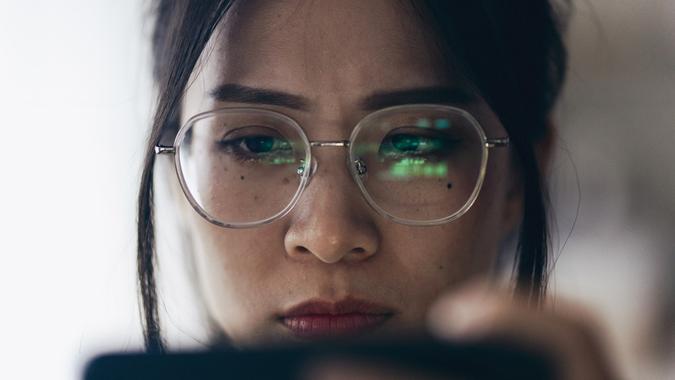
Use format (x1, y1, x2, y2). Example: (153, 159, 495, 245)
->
(155, 104, 509, 228)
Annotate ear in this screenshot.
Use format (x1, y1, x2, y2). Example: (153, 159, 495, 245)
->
(501, 119, 556, 239)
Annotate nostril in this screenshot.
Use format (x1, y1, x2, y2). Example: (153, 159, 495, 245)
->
(296, 246, 310, 254)
(351, 247, 366, 254)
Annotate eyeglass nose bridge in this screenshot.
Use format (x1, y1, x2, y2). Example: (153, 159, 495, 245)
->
(298, 139, 367, 182)
(309, 140, 351, 148)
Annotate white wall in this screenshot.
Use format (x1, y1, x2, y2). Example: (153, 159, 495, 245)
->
(0, 2, 149, 379)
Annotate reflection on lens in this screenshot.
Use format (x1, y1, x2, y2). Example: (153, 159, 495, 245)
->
(384, 158, 449, 179)
(415, 117, 431, 128)
(434, 118, 450, 129)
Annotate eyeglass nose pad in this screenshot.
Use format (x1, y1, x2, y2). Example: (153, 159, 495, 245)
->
(296, 158, 319, 179)
(353, 158, 367, 176)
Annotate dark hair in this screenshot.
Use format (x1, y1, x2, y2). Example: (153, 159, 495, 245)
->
(138, 0, 569, 352)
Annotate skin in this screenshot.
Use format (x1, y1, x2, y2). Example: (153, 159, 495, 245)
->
(175, 0, 522, 346)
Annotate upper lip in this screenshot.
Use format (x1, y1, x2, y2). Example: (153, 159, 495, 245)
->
(280, 297, 396, 318)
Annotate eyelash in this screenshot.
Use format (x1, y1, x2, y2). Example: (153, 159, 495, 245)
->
(217, 136, 292, 164)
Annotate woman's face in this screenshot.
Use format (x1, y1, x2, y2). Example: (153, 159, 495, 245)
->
(177, 0, 521, 346)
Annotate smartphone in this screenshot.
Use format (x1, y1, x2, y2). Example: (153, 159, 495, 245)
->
(84, 338, 556, 380)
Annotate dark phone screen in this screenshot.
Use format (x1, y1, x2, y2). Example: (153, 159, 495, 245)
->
(84, 339, 556, 380)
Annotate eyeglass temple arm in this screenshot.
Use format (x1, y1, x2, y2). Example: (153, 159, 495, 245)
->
(155, 145, 175, 154)
(485, 137, 509, 148)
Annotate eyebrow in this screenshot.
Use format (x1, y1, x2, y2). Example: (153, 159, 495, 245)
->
(209, 83, 476, 111)
(361, 86, 477, 110)
(209, 83, 311, 110)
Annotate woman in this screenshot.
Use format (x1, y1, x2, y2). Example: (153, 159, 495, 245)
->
(138, 0, 617, 378)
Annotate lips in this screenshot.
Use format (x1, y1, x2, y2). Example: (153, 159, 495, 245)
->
(279, 298, 395, 340)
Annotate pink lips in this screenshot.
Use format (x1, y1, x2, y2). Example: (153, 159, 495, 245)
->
(279, 298, 394, 339)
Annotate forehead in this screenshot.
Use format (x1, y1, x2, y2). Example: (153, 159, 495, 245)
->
(199, 0, 451, 97)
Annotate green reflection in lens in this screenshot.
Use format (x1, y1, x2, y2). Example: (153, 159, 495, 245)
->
(269, 157, 296, 165)
(388, 158, 448, 179)
(434, 118, 450, 129)
(416, 118, 431, 128)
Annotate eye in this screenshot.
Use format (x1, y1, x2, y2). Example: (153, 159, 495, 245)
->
(217, 126, 293, 163)
(240, 135, 284, 153)
(378, 129, 455, 159)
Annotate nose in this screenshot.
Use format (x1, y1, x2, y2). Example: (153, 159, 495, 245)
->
(283, 155, 380, 264)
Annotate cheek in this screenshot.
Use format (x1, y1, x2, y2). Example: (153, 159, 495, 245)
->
(379, 210, 501, 293)
(382, 138, 512, 284)
(374, 162, 510, 319)
(187, 218, 289, 344)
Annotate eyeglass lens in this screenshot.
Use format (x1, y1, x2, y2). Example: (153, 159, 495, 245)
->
(350, 107, 483, 222)
(178, 111, 309, 225)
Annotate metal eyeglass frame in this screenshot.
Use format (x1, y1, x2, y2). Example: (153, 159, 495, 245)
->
(155, 104, 510, 228)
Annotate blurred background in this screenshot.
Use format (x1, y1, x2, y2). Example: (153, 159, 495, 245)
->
(0, 0, 672, 379)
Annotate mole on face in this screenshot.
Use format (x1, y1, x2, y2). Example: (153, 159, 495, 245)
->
(282, 177, 290, 185)
(240, 175, 245, 180)
(446, 182, 453, 189)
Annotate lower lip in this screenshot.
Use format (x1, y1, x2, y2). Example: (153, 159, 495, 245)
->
(281, 313, 391, 339)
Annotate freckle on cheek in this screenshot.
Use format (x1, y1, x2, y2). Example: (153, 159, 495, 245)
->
(282, 177, 290, 184)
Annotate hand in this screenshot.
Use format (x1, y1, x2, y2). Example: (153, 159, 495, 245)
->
(427, 280, 621, 380)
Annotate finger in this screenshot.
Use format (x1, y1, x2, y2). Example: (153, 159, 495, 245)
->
(427, 284, 620, 380)
(426, 278, 505, 338)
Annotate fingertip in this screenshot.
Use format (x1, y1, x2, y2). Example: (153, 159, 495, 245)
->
(427, 279, 501, 339)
